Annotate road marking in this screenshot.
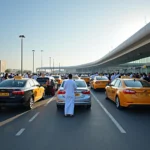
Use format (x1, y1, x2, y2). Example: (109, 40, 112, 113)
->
(16, 128, 25, 136)
(44, 97, 54, 106)
(0, 111, 29, 127)
(91, 91, 126, 134)
(29, 112, 40, 122)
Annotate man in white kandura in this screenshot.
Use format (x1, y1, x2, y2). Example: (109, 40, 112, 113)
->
(64, 74, 77, 117)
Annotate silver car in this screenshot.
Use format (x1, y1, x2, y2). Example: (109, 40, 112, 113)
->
(56, 79, 91, 109)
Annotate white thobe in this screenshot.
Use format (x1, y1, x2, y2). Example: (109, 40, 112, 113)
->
(111, 75, 115, 82)
(64, 79, 77, 115)
(24, 74, 28, 78)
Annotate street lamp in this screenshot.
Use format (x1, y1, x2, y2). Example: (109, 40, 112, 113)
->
(59, 63, 60, 74)
(32, 50, 35, 73)
(19, 35, 25, 75)
(53, 59, 54, 74)
(41, 50, 43, 68)
(49, 57, 51, 73)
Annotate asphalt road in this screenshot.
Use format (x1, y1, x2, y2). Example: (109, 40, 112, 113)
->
(0, 90, 150, 150)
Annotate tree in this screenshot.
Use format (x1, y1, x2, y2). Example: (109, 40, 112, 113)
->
(5, 69, 11, 73)
(23, 70, 32, 74)
(16, 70, 21, 74)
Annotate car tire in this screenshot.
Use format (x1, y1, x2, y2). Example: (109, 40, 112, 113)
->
(26, 97, 34, 110)
(56, 105, 62, 109)
(41, 92, 45, 100)
(86, 105, 91, 109)
(105, 91, 109, 99)
(115, 96, 122, 109)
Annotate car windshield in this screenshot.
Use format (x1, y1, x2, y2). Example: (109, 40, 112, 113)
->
(0, 80, 27, 87)
(96, 76, 108, 80)
(61, 80, 87, 88)
(124, 80, 150, 87)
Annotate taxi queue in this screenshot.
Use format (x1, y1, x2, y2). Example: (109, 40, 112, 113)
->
(0, 73, 64, 110)
(89, 73, 150, 109)
(0, 72, 150, 110)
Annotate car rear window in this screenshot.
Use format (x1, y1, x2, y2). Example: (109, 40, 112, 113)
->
(96, 76, 108, 80)
(124, 80, 150, 87)
(81, 76, 88, 78)
(0, 80, 27, 87)
(52, 76, 59, 79)
(61, 80, 87, 87)
(37, 78, 49, 82)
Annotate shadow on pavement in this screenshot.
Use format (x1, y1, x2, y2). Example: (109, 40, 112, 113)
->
(56, 106, 91, 118)
(0, 96, 52, 124)
(105, 98, 150, 117)
(91, 88, 106, 93)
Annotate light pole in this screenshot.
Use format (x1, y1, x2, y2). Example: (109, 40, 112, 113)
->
(19, 35, 25, 75)
(32, 50, 35, 73)
(49, 57, 51, 73)
(41, 50, 43, 68)
(59, 63, 60, 74)
(53, 59, 54, 74)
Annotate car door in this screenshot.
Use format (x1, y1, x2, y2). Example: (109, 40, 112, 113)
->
(111, 79, 121, 101)
(29, 79, 39, 101)
(107, 79, 117, 100)
(32, 79, 43, 100)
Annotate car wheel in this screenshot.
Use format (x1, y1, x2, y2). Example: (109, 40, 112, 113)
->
(41, 92, 45, 100)
(105, 91, 109, 99)
(26, 97, 34, 110)
(86, 105, 91, 109)
(115, 96, 122, 109)
(56, 105, 62, 109)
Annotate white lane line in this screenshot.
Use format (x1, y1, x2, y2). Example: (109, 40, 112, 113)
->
(16, 128, 25, 136)
(44, 97, 54, 106)
(91, 91, 126, 134)
(29, 112, 40, 122)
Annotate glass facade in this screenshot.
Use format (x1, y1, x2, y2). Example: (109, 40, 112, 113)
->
(129, 56, 150, 64)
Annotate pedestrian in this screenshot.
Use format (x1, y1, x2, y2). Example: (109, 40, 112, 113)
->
(46, 78, 51, 96)
(64, 74, 77, 117)
(4, 73, 8, 80)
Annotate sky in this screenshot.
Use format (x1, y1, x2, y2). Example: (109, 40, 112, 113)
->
(0, 0, 150, 71)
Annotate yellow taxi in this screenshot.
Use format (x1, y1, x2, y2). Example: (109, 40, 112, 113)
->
(80, 75, 90, 85)
(52, 75, 63, 86)
(90, 76, 110, 90)
(105, 76, 150, 109)
(0, 76, 45, 110)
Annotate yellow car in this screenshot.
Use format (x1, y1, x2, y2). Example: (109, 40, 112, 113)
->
(52, 75, 63, 86)
(105, 77, 150, 109)
(80, 75, 90, 85)
(90, 76, 110, 90)
(0, 76, 45, 110)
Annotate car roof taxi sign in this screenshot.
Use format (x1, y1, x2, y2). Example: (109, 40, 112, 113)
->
(121, 76, 130, 79)
(14, 76, 23, 80)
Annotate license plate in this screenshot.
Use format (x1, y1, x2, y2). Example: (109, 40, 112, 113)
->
(0, 93, 9, 96)
(75, 93, 80, 96)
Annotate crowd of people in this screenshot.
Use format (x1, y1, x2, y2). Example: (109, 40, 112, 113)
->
(1, 72, 150, 83)
(89, 72, 150, 82)
(0, 72, 45, 82)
